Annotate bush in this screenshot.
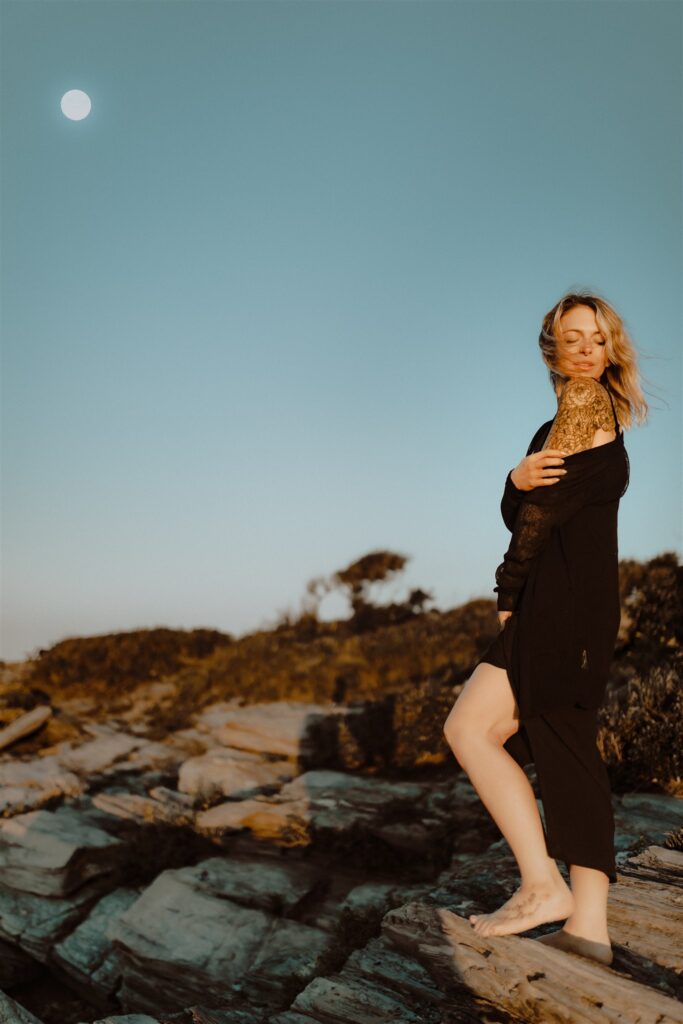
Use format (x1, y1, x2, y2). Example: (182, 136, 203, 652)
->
(599, 651, 683, 794)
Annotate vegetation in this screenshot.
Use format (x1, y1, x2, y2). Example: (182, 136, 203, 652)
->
(2, 550, 680, 792)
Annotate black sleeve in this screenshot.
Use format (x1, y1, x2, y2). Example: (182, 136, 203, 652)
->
(494, 495, 583, 611)
(500, 471, 527, 533)
(493, 444, 606, 613)
(499, 420, 553, 533)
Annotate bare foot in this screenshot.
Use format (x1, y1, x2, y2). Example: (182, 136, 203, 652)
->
(468, 879, 574, 937)
(469, 883, 526, 927)
(535, 927, 613, 966)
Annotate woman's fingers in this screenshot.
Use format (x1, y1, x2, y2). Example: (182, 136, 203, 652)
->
(533, 452, 566, 465)
(531, 452, 567, 486)
(516, 451, 569, 491)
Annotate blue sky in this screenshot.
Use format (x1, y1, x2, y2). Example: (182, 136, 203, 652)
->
(2, 0, 680, 662)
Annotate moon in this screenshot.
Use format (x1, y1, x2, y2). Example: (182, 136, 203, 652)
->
(61, 90, 91, 121)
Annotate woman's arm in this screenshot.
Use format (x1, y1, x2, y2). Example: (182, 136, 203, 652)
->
(500, 470, 527, 532)
(500, 419, 565, 532)
(493, 380, 613, 612)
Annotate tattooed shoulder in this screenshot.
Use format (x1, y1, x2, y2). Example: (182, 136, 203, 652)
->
(543, 378, 614, 455)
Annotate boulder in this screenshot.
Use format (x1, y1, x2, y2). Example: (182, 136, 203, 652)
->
(58, 729, 143, 775)
(51, 886, 142, 1003)
(195, 769, 443, 868)
(110, 858, 330, 1014)
(0, 873, 114, 961)
(170, 855, 320, 914)
(91, 790, 195, 827)
(177, 747, 294, 803)
(192, 700, 384, 769)
(0, 937, 42, 988)
(85, 1017, 161, 1024)
(0, 804, 124, 897)
(612, 792, 683, 854)
(0, 754, 83, 816)
(0, 991, 45, 1024)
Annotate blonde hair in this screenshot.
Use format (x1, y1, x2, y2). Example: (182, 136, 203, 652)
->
(539, 291, 649, 430)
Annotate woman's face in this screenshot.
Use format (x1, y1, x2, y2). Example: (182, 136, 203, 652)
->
(556, 305, 609, 381)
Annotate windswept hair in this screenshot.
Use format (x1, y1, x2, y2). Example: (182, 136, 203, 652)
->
(539, 291, 649, 430)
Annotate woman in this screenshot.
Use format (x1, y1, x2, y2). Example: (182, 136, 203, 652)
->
(443, 292, 648, 966)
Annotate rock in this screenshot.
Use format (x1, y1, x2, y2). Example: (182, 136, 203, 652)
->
(85, 1017, 161, 1024)
(382, 898, 683, 1023)
(613, 793, 683, 854)
(109, 858, 330, 1014)
(0, 991, 45, 1024)
(111, 740, 186, 775)
(267, 1016, 313, 1024)
(193, 700, 382, 768)
(0, 705, 52, 752)
(338, 881, 396, 917)
(195, 794, 312, 845)
(58, 729, 143, 775)
(51, 886, 142, 1003)
(148, 786, 196, 808)
(273, 930, 486, 1022)
(0, 754, 83, 816)
(340, 933, 450, 1007)
(163, 727, 215, 757)
(0, 873, 113, 961)
(169, 855, 320, 914)
(91, 791, 195, 827)
(0, 937, 42, 988)
(195, 769, 443, 869)
(162, 1010, 263, 1024)
(195, 699, 331, 759)
(190, 700, 249, 735)
(177, 747, 294, 803)
(0, 804, 124, 896)
(287, 974, 427, 1023)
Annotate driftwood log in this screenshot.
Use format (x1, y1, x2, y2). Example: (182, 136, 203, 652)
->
(0, 706, 51, 752)
(381, 896, 683, 1024)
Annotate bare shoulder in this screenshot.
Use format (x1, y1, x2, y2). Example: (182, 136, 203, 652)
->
(557, 375, 611, 408)
(545, 377, 615, 454)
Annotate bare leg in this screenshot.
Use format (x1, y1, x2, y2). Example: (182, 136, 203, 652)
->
(443, 662, 574, 937)
(535, 864, 613, 964)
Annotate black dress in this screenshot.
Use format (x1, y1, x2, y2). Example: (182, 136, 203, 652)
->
(475, 382, 629, 883)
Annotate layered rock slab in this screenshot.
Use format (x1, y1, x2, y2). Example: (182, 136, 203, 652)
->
(0, 804, 124, 897)
(110, 857, 331, 1014)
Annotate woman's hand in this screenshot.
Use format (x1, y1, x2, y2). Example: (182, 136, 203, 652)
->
(498, 610, 513, 629)
(510, 449, 568, 491)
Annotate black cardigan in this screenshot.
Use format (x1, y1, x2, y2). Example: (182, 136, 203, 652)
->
(492, 394, 630, 715)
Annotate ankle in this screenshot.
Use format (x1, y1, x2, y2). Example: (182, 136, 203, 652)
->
(520, 866, 567, 890)
(519, 873, 568, 893)
(563, 918, 610, 942)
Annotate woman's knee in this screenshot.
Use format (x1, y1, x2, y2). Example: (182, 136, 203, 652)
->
(443, 704, 469, 755)
(443, 698, 489, 758)
(443, 681, 519, 756)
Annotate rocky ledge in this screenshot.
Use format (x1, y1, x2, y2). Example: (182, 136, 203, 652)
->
(0, 697, 681, 1024)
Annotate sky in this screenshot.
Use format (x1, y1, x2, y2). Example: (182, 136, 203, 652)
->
(1, 0, 681, 663)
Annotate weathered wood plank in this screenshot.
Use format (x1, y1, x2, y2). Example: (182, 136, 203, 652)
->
(382, 899, 683, 1024)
